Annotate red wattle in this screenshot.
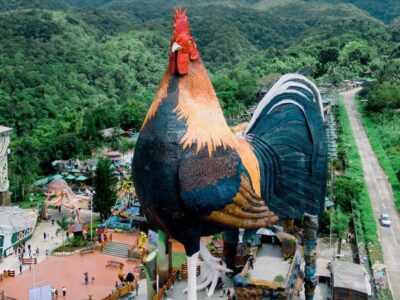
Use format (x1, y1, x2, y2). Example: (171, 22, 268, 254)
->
(177, 52, 189, 75)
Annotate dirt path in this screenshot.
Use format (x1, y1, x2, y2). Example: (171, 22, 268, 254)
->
(341, 88, 400, 299)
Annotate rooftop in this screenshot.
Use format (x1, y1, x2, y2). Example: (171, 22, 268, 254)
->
(0, 126, 12, 135)
(332, 260, 372, 295)
(0, 206, 37, 235)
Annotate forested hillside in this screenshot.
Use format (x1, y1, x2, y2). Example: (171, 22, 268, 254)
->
(305, 0, 400, 23)
(0, 0, 398, 200)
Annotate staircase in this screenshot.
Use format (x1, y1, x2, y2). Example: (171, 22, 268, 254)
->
(102, 242, 131, 258)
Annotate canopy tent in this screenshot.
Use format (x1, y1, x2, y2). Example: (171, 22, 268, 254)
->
(75, 175, 88, 181)
(65, 174, 75, 180)
(256, 228, 276, 236)
(33, 177, 49, 186)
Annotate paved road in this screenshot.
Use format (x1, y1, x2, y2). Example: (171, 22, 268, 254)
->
(341, 89, 400, 299)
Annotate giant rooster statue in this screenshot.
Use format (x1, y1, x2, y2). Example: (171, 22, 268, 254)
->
(133, 9, 327, 300)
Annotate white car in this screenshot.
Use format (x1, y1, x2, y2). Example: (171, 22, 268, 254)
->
(380, 214, 391, 227)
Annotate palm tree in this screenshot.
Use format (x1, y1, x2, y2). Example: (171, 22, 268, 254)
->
(56, 217, 72, 246)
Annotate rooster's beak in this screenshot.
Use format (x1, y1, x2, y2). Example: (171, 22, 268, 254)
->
(171, 42, 182, 53)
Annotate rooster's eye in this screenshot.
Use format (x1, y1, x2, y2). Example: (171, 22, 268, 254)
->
(188, 40, 193, 46)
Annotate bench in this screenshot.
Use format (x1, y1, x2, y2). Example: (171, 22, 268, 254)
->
(80, 248, 94, 255)
(106, 260, 122, 268)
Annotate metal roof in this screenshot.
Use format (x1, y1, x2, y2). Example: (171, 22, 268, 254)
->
(0, 126, 12, 135)
(333, 260, 372, 295)
(0, 206, 37, 235)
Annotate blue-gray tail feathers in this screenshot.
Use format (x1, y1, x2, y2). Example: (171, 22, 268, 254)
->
(245, 74, 327, 219)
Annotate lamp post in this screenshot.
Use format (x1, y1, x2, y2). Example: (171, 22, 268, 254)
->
(90, 191, 93, 242)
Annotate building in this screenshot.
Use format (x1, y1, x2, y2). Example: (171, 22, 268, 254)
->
(0, 206, 37, 257)
(0, 126, 12, 205)
(50, 159, 97, 182)
(332, 260, 372, 299)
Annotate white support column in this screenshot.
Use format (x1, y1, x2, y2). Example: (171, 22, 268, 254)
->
(186, 252, 199, 300)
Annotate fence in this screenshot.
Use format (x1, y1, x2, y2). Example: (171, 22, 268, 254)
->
(101, 282, 135, 300)
(152, 270, 180, 300)
(0, 289, 17, 300)
(0, 270, 16, 280)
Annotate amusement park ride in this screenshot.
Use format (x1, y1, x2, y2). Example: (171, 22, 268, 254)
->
(106, 180, 143, 231)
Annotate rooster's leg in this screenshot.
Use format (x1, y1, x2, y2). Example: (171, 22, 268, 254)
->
(183, 242, 232, 298)
(186, 251, 199, 300)
(199, 241, 232, 297)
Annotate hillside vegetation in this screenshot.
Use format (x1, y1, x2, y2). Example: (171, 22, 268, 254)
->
(0, 0, 397, 201)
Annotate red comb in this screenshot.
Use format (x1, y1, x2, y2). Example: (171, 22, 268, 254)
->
(174, 9, 190, 37)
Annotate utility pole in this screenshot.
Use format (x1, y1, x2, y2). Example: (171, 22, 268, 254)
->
(90, 191, 93, 242)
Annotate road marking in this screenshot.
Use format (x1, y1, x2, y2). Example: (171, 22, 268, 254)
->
(390, 227, 398, 246)
(387, 271, 394, 298)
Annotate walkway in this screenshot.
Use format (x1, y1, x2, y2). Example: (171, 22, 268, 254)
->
(1, 230, 140, 299)
(0, 207, 87, 274)
(341, 89, 400, 299)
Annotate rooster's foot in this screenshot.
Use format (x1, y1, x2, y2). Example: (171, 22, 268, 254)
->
(183, 242, 232, 298)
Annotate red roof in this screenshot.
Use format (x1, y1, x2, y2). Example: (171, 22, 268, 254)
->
(105, 151, 121, 157)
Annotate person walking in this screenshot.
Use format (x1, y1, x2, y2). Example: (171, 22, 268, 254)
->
(135, 280, 139, 296)
(62, 286, 66, 297)
(19, 264, 22, 274)
(221, 284, 226, 298)
(46, 249, 49, 257)
(44, 232, 47, 240)
(84, 272, 89, 285)
(91, 276, 95, 284)
(55, 288, 58, 299)
(248, 255, 254, 270)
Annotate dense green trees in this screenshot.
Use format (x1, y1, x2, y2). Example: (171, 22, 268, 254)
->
(366, 83, 400, 112)
(0, 0, 397, 201)
(93, 158, 116, 221)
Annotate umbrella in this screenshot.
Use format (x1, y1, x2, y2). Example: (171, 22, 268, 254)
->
(33, 177, 49, 186)
(65, 174, 76, 180)
(75, 175, 88, 181)
(256, 228, 276, 236)
(50, 174, 63, 180)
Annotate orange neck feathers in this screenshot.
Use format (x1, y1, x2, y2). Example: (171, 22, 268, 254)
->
(174, 60, 239, 156)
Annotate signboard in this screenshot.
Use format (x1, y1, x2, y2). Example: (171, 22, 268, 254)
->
(148, 230, 158, 248)
(29, 284, 52, 300)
